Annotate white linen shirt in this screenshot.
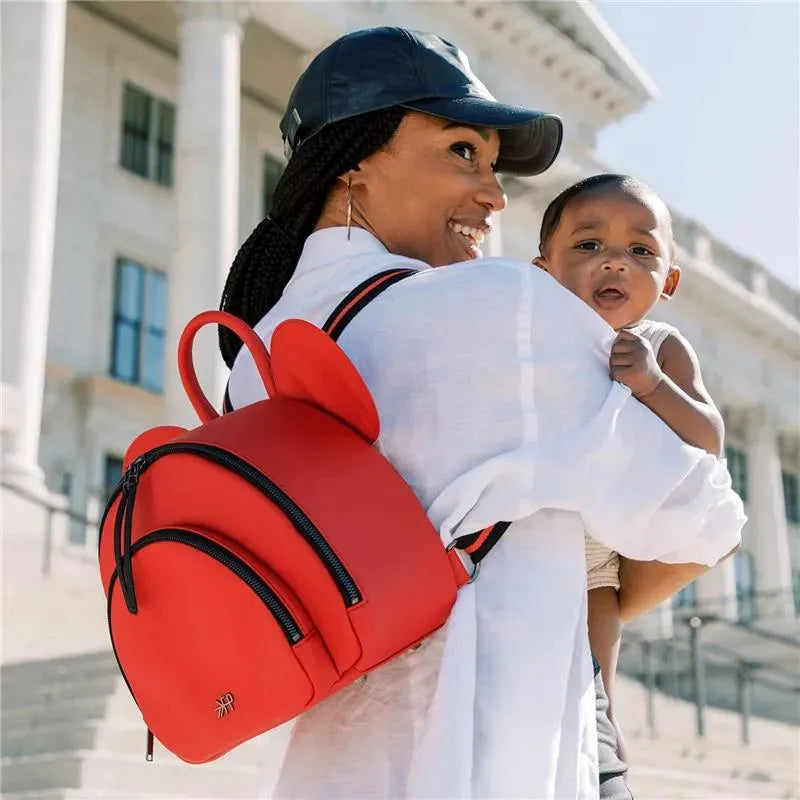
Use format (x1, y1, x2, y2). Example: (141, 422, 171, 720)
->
(229, 227, 744, 799)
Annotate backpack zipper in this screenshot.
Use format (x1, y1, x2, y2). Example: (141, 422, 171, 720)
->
(107, 528, 304, 643)
(101, 444, 361, 607)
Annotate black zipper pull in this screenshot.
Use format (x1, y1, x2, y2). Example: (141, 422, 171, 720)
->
(146, 727, 154, 761)
(123, 454, 147, 493)
(119, 454, 147, 615)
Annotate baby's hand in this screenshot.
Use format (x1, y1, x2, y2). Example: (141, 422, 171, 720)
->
(610, 330, 663, 398)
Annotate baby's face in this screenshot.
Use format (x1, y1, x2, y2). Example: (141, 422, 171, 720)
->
(535, 188, 679, 330)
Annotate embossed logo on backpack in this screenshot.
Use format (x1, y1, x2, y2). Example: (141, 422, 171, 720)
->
(215, 692, 235, 718)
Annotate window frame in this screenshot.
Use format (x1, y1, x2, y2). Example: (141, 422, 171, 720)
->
(120, 82, 175, 187)
(734, 549, 756, 624)
(110, 257, 167, 393)
(262, 152, 285, 217)
(782, 470, 799, 525)
(103, 455, 125, 504)
(673, 580, 698, 611)
(725, 444, 749, 504)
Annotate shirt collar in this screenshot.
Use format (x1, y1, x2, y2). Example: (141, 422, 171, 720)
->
(293, 226, 388, 278)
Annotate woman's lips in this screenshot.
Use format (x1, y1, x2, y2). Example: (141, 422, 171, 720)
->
(449, 226, 483, 260)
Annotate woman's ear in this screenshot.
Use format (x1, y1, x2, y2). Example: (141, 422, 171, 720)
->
(336, 166, 364, 189)
(661, 265, 681, 300)
(533, 255, 549, 272)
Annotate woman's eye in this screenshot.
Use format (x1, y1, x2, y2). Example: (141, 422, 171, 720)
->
(575, 241, 600, 251)
(451, 142, 477, 162)
(631, 245, 654, 256)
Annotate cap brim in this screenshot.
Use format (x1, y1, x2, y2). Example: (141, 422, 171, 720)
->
(402, 96, 563, 177)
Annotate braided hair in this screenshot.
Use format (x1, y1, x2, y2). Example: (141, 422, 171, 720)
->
(219, 107, 406, 367)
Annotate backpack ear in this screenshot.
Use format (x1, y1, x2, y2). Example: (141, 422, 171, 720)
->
(269, 319, 380, 443)
(124, 426, 188, 468)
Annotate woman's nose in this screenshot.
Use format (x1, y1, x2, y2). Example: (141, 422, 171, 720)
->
(476, 172, 508, 212)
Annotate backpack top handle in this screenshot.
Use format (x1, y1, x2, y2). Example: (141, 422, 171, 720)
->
(179, 311, 276, 424)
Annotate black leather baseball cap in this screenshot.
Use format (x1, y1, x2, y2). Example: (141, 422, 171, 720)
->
(280, 27, 563, 177)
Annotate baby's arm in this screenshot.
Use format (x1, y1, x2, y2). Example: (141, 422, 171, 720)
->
(610, 330, 724, 455)
(610, 329, 733, 617)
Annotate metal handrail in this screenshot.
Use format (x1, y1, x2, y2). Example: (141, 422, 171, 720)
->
(1, 480, 100, 574)
(621, 615, 800, 743)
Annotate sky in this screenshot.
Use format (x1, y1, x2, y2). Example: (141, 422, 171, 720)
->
(594, 1, 799, 289)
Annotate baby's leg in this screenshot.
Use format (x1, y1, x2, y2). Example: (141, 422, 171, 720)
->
(588, 585, 629, 765)
(588, 586, 621, 709)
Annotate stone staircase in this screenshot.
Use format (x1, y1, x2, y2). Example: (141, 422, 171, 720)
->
(2, 646, 797, 799)
(0, 650, 290, 799)
(616, 676, 800, 799)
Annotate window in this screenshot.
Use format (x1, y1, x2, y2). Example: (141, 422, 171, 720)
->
(734, 550, 756, 623)
(103, 456, 124, 503)
(725, 445, 749, 504)
(263, 153, 285, 216)
(673, 581, 698, 611)
(120, 83, 175, 186)
(782, 470, 799, 525)
(793, 572, 800, 615)
(111, 258, 168, 392)
(60, 472, 84, 546)
(792, 570, 800, 614)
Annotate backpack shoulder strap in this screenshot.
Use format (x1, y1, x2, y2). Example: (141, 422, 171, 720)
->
(323, 268, 417, 341)
(222, 268, 416, 414)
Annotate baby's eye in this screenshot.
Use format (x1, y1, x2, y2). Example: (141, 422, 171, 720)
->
(451, 142, 477, 162)
(631, 245, 654, 256)
(575, 240, 600, 251)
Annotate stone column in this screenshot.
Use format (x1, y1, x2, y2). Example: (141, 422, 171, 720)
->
(0, 0, 67, 491)
(166, 1, 248, 424)
(745, 407, 794, 619)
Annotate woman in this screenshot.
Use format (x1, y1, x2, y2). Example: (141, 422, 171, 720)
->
(221, 28, 744, 799)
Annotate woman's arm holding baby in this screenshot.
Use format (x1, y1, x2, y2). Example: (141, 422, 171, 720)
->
(610, 330, 724, 456)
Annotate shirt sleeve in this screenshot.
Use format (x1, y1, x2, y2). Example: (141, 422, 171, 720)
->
(426, 263, 745, 566)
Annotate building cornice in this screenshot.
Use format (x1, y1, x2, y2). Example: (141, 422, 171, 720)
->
(448, 0, 656, 128)
(528, 1, 658, 102)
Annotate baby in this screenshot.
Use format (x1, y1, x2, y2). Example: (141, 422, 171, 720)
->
(533, 174, 724, 709)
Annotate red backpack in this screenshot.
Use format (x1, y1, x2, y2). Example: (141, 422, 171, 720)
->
(98, 270, 508, 764)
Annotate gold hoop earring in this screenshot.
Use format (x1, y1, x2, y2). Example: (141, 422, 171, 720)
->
(346, 174, 353, 241)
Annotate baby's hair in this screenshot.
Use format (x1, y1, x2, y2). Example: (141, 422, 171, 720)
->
(539, 174, 673, 259)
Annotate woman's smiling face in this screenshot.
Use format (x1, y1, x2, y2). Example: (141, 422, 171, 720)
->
(346, 111, 507, 266)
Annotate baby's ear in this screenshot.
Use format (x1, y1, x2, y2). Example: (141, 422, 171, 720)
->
(661, 265, 681, 300)
(532, 256, 549, 272)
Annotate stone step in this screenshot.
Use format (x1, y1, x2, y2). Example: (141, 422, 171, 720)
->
(0, 751, 262, 797)
(625, 729, 799, 772)
(1, 652, 116, 686)
(2, 790, 235, 800)
(627, 742, 800, 791)
(2, 717, 286, 769)
(1, 673, 120, 710)
(627, 762, 799, 799)
(1, 694, 116, 733)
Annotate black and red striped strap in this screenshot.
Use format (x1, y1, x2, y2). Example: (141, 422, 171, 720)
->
(322, 268, 417, 341)
(452, 521, 512, 566)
